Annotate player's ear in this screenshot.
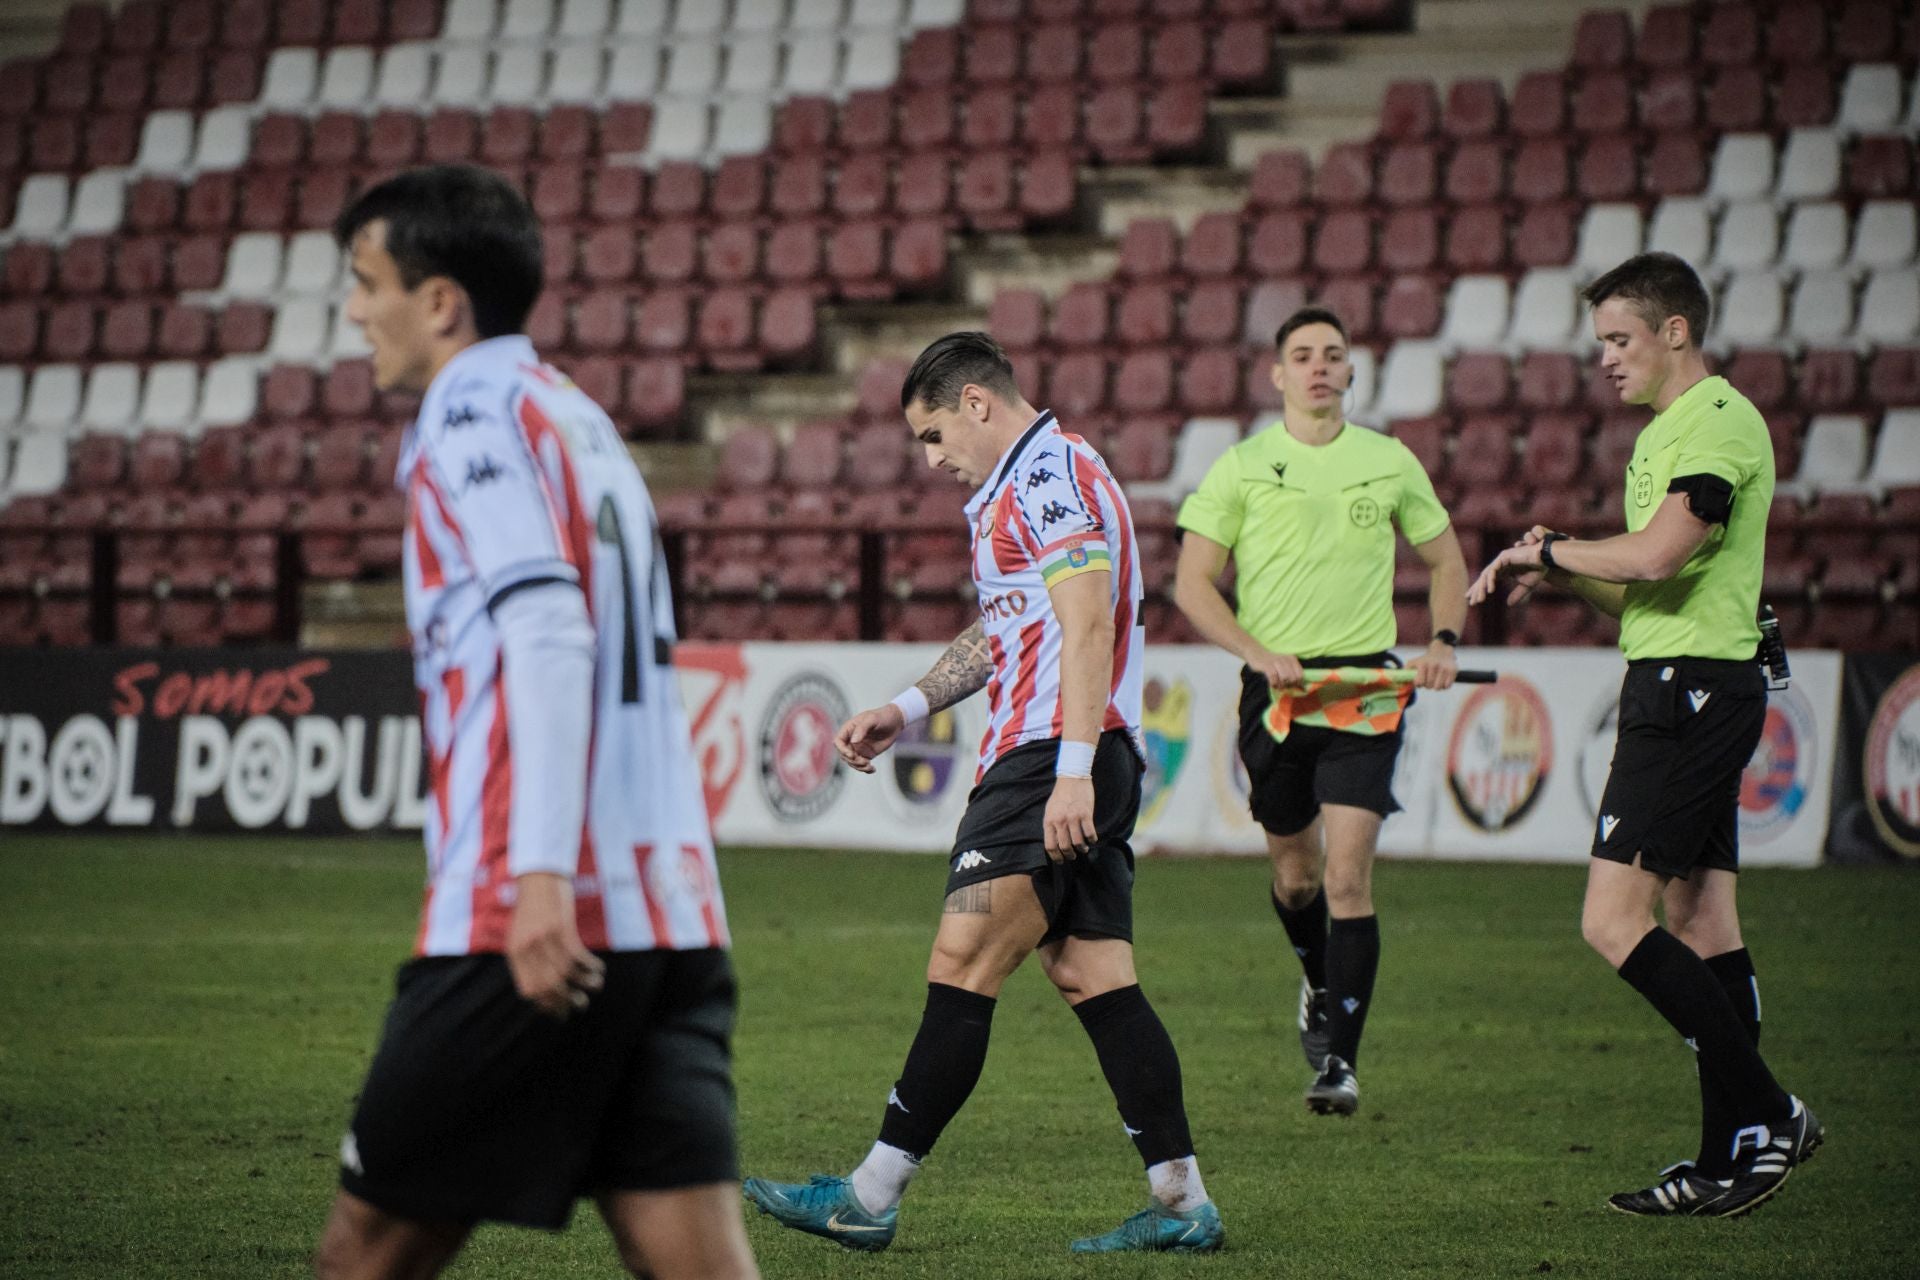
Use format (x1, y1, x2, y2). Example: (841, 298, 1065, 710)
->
(1268, 362, 1285, 394)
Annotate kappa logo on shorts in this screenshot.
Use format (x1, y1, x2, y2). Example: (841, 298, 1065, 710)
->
(954, 849, 991, 871)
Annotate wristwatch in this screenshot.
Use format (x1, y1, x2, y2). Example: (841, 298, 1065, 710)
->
(1539, 532, 1569, 570)
(1432, 629, 1458, 647)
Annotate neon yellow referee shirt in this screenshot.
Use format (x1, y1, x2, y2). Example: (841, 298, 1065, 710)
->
(1619, 375, 1774, 662)
(1178, 421, 1451, 657)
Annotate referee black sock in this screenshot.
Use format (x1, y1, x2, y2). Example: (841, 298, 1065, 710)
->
(1074, 985, 1195, 1167)
(875, 983, 996, 1161)
(1271, 885, 1329, 989)
(1694, 948, 1762, 1179)
(1325, 914, 1380, 1069)
(1617, 929, 1790, 1130)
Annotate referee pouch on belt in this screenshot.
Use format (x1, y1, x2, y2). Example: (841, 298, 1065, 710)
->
(1757, 604, 1791, 690)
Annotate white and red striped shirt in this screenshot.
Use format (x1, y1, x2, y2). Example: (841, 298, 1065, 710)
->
(399, 335, 727, 958)
(964, 410, 1145, 779)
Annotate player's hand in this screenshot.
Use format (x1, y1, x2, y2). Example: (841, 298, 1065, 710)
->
(1466, 542, 1545, 608)
(1412, 641, 1457, 690)
(835, 704, 907, 774)
(1244, 648, 1305, 690)
(507, 872, 605, 1020)
(1043, 776, 1098, 862)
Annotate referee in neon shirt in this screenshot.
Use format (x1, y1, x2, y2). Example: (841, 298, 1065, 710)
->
(1174, 306, 1468, 1114)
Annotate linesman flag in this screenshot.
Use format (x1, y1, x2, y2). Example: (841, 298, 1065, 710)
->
(1264, 667, 1498, 743)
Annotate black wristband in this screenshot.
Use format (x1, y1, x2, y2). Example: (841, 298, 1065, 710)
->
(1539, 533, 1568, 571)
(1432, 629, 1458, 647)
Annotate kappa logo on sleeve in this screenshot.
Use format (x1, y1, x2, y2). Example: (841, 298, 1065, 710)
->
(443, 403, 482, 430)
(1025, 466, 1057, 489)
(462, 456, 505, 490)
(1037, 500, 1073, 528)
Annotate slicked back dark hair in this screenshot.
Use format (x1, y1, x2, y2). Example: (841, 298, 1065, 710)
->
(1581, 251, 1710, 347)
(1275, 305, 1348, 352)
(334, 165, 543, 339)
(899, 331, 1021, 411)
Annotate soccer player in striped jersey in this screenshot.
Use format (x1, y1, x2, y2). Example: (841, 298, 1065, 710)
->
(313, 166, 758, 1280)
(742, 334, 1223, 1255)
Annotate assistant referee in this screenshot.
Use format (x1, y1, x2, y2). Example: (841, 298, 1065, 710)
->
(1470, 252, 1821, 1218)
(1174, 306, 1468, 1115)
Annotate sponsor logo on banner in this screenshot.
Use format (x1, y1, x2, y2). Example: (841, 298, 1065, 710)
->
(1578, 693, 1620, 819)
(675, 644, 749, 824)
(1864, 662, 1920, 858)
(1138, 677, 1192, 829)
(890, 708, 966, 809)
(1447, 678, 1553, 832)
(758, 671, 849, 822)
(1740, 686, 1819, 844)
(1212, 703, 1254, 831)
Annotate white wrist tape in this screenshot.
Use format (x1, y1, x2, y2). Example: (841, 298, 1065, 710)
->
(1055, 739, 1096, 778)
(889, 686, 930, 726)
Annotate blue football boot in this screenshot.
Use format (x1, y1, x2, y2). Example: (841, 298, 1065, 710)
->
(1069, 1200, 1224, 1254)
(741, 1173, 898, 1252)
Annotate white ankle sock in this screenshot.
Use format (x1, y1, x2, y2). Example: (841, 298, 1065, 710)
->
(1147, 1157, 1209, 1212)
(850, 1142, 921, 1215)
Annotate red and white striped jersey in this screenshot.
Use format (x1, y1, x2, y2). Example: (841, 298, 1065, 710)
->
(399, 335, 727, 958)
(964, 410, 1145, 778)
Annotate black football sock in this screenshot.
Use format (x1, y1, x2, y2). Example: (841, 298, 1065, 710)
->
(1325, 914, 1380, 1069)
(875, 983, 996, 1160)
(1693, 948, 1761, 1178)
(1617, 929, 1790, 1132)
(1271, 885, 1329, 989)
(1074, 985, 1195, 1167)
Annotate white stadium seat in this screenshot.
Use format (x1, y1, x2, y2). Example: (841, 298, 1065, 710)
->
(1780, 202, 1848, 272)
(1508, 268, 1579, 349)
(317, 46, 375, 108)
(1646, 198, 1711, 265)
(908, 0, 964, 23)
(1775, 129, 1842, 202)
(375, 44, 434, 106)
(1786, 271, 1854, 345)
(331, 304, 372, 359)
(1131, 418, 1241, 501)
(1440, 275, 1509, 350)
(222, 232, 284, 297)
(783, 33, 840, 94)
(557, 0, 611, 36)
(615, 0, 671, 35)
(1707, 133, 1773, 203)
(1909, 70, 1920, 130)
(135, 110, 194, 173)
(790, 0, 846, 27)
(548, 44, 605, 101)
(1575, 203, 1642, 275)
(23, 365, 82, 430)
(606, 41, 662, 97)
(5, 430, 68, 497)
(841, 31, 901, 91)
(1712, 201, 1779, 274)
(270, 299, 330, 361)
(7, 174, 69, 238)
(1851, 201, 1917, 271)
(1714, 273, 1783, 346)
(1373, 341, 1445, 420)
(665, 38, 722, 95)
(1858, 269, 1920, 343)
(68, 172, 125, 236)
(734, 0, 789, 32)
(646, 99, 711, 161)
(200, 359, 259, 428)
(849, 0, 904, 26)
(1870, 411, 1920, 487)
(443, 0, 500, 40)
(191, 106, 252, 171)
(283, 232, 341, 295)
(489, 45, 547, 101)
(79, 363, 141, 433)
(501, 0, 556, 38)
(726, 36, 781, 94)
(141, 362, 202, 433)
(260, 47, 318, 108)
(1795, 415, 1868, 489)
(1346, 346, 1377, 418)
(712, 99, 774, 157)
(434, 48, 489, 106)
(671, 0, 726, 34)
(1838, 64, 1903, 133)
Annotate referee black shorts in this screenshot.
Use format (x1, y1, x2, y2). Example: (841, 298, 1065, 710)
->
(1236, 653, 1406, 838)
(945, 728, 1144, 944)
(1591, 656, 1767, 879)
(340, 947, 738, 1230)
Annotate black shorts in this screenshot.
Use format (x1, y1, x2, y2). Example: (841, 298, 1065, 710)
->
(1237, 655, 1405, 837)
(1591, 656, 1767, 879)
(946, 728, 1143, 944)
(340, 947, 738, 1230)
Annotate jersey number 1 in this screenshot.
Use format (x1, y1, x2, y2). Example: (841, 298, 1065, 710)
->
(595, 494, 672, 704)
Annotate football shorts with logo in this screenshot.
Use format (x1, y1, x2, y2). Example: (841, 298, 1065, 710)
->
(944, 729, 1144, 943)
(1235, 651, 1406, 837)
(1590, 657, 1767, 878)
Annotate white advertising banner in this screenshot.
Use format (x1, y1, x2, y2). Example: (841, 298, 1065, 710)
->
(686, 644, 1840, 867)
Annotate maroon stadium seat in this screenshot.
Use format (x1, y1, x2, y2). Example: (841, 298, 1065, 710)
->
(1378, 275, 1440, 339)
(826, 221, 887, 299)
(1380, 208, 1440, 273)
(759, 287, 817, 364)
(1638, 69, 1698, 134)
(832, 154, 890, 220)
(900, 90, 955, 153)
(1378, 142, 1438, 206)
(58, 3, 108, 55)
(1150, 21, 1207, 82)
(1848, 135, 1914, 199)
(891, 220, 948, 294)
(42, 301, 96, 362)
(1211, 19, 1272, 90)
(1119, 217, 1179, 280)
(1379, 79, 1439, 141)
(171, 235, 225, 292)
(1573, 70, 1633, 135)
(1700, 2, 1760, 64)
(642, 222, 698, 283)
(839, 89, 894, 153)
(1114, 350, 1173, 415)
(894, 153, 952, 222)
(423, 108, 479, 164)
(710, 156, 765, 221)
(539, 106, 593, 162)
(1867, 347, 1920, 406)
(1644, 131, 1706, 197)
(366, 111, 421, 168)
(1027, 22, 1082, 82)
(1767, 1, 1829, 65)
(1633, 4, 1694, 67)
(1447, 352, 1511, 412)
(238, 170, 293, 230)
(100, 301, 154, 360)
(601, 103, 651, 155)
(216, 301, 270, 355)
(1019, 150, 1077, 226)
(902, 27, 958, 89)
(1147, 82, 1207, 157)
(1020, 83, 1080, 151)
(4, 243, 55, 296)
(1312, 208, 1373, 275)
(1086, 86, 1145, 161)
(296, 172, 351, 228)
(703, 223, 759, 284)
(573, 291, 631, 352)
(207, 48, 262, 105)
(533, 162, 587, 223)
(1577, 135, 1639, 202)
(633, 289, 690, 354)
(626, 357, 685, 434)
(1705, 66, 1768, 133)
(1511, 139, 1571, 204)
(481, 106, 537, 166)
(1570, 8, 1631, 69)
(1517, 352, 1581, 409)
(771, 155, 828, 221)
(1445, 139, 1505, 205)
(323, 360, 376, 420)
(1775, 65, 1836, 131)
(1443, 79, 1504, 139)
(308, 112, 361, 168)
(990, 288, 1046, 352)
(1314, 141, 1374, 206)
(1181, 281, 1240, 347)
(957, 152, 1017, 230)
(0, 301, 39, 361)
(1089, 22, 1144, 84)
(182, 172, 237, 231)
(528, 293, 568, 350)
(580, 225, 635, 284)
(966, 25, 1019, 83)
(764, 223, 822, 287)
(126, 177, 182, 232)
(311, 425, 368, 491)
(57, 237, 110, 296)
(1523, 413, 1587, 488)
(1051, 283, 1110, 349)
(1250, 148, 1311, 210)
(1246, 210, 1309, 277)
(1319, 277, 1377, 339)
(589, 166, 644, 222)
(1798, 349, 1860, 411)
(1048, 353, 1109, 418)
(1509, 72, 1567, 139)
(1178, 349, 1240, 415)
(1116, 283, 1176, 348)
(1182, 212, 1242, 278)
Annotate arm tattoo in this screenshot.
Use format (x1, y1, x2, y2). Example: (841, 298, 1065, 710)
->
(915, 621, 993, 713)
(943, 883, 992, 914)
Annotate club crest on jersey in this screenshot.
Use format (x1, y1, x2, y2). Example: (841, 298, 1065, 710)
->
(1065, 540, 1090, 568)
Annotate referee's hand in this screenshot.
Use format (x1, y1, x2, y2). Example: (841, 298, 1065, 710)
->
(507, 872, 606, 1020)
(1245, 649, 1305, 690)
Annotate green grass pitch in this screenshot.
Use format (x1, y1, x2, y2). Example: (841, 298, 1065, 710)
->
(1, 834, 1916, 1279)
